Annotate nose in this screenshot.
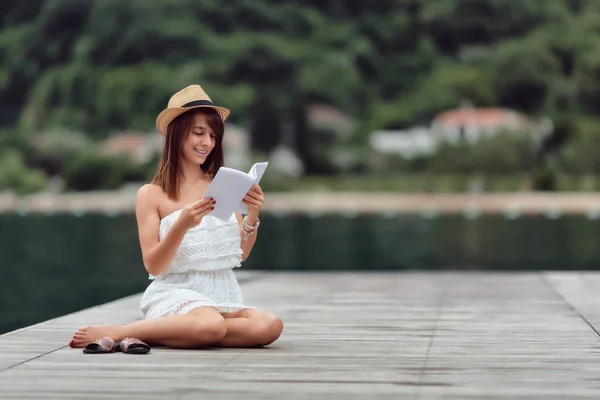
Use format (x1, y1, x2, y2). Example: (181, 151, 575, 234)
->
(200, 135, 211, 147)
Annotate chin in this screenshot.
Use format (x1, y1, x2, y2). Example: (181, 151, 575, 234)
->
(183, 153, 206, 164)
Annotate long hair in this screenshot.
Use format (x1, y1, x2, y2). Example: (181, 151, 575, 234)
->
(152, 108, 225, 200)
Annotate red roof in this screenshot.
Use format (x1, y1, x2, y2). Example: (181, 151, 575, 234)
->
(434, 108, 526, 127)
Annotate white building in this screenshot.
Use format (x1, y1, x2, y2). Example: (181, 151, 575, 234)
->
(430, 107, 549, 144)
(369, 127, 437, 159)
(370, 106, 552, 157)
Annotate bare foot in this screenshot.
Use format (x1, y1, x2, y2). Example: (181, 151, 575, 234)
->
(68, 324, 122, 348)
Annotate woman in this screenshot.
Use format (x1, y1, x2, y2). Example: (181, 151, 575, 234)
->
(69, 85, 283, 350)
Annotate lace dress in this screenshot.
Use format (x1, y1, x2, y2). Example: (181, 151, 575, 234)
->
(140, 209, 250, 318)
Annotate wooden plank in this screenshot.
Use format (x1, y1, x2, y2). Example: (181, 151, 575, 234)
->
(1, 272, 600, 399)
(545, 271, 600, 331)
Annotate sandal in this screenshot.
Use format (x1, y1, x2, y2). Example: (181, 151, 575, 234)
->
(114, 337, 151, 354)
(83, 337, 115, 354)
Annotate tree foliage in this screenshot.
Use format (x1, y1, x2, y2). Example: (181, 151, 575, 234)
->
(1, 0, 600, 175)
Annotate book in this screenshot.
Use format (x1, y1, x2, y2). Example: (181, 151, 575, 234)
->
(203, 161, 269, 221)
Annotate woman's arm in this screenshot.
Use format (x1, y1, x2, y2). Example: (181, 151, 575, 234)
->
(136, 186, 215, 276)
(236, 212, 259, 261)
(135, 184, 188, 276)
(237, 183, 265, 262)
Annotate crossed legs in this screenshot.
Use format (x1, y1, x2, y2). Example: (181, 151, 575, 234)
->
(69, 307, 283, 349)
(216, 308, 283, 348)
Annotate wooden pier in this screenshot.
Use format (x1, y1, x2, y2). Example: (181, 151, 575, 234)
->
(1, 271, 600, 399)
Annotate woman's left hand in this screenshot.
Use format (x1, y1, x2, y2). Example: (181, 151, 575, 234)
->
(243, 184, 264, 218)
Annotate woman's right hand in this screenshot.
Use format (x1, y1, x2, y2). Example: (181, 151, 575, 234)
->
(174, 197, 216, 231)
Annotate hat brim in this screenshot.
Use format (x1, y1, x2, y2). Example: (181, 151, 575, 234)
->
(156, 105, 230, 136)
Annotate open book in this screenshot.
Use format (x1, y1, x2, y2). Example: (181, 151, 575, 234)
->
(204, 162, 268, 221)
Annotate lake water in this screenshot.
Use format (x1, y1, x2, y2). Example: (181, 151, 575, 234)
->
(2, 212, 599, 334)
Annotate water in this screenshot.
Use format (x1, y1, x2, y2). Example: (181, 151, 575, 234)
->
(2, 212, 599, 334)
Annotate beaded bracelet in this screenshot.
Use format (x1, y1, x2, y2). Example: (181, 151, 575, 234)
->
(242, 216, 260, 241)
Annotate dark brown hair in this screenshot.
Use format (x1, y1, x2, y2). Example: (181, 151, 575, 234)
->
(152, 108, 224, 200)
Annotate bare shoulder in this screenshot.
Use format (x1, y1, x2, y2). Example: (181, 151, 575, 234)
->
(136, 183, 163, 215)
(137, 183, 162, 201)
(136, 183, 163, 203)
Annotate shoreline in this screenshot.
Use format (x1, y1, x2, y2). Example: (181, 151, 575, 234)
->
(2, 189, 600, 217)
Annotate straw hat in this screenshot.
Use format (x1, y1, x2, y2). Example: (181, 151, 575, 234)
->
(155, 85, 230, 135)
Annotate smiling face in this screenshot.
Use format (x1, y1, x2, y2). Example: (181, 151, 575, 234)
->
(181, 113, 217, 165)
(176, 108, 224, 174)
(152, 107, 225, 199)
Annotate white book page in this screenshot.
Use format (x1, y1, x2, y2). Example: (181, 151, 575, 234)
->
(236, 162, 269, 214)
(204, 167, 255, 221)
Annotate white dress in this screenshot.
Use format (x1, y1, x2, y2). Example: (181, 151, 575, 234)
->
(140, 209, 250, 318)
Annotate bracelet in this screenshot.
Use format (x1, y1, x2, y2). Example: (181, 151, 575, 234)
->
(243, 216, 260, 231)
(242, 216, 260, 241)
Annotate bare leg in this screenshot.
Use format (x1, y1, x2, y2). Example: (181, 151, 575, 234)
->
(215, 309, 284, 348)
(69, 306, 227, 349)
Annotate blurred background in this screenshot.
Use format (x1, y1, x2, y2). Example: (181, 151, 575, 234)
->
(2, 0, 600, 334)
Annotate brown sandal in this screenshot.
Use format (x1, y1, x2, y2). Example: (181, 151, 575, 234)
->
(83, 337, 115, 354)
(114, 337, 151, 354)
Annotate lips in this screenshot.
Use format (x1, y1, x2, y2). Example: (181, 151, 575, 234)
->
(194, 148, 208, 155)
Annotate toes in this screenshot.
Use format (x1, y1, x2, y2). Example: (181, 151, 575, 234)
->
(69, 327, 94, 348)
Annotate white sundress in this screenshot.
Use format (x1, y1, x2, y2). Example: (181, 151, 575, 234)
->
(140, 209, 250, 318)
